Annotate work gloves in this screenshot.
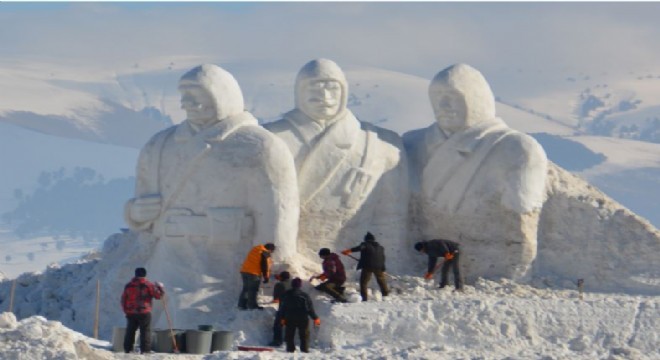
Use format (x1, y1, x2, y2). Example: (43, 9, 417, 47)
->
(280, 318, 286, 326)
(424, 272, 434, 280)
(155, 282, 165, 293)
(310, 274, 327, 282)
(314, 318, 321, 327)
(341, 249, 352, 256)
(444, 252, 455, 261)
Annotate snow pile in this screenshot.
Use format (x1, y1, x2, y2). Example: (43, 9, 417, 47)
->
(1, 277, 658, 359)
(0, 312, 112, 360)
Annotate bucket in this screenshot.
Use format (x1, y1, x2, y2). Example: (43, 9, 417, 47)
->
(211, 331, 234, 351)
(155, 329, 175, 353)
(175, 330, 187, 353)
(111, 327, 126, 352)
(185, 329, 212, 354)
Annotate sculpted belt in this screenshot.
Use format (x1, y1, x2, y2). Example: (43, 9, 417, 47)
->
(154, 207, 254, 245)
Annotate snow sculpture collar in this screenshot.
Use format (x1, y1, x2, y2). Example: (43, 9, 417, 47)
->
(294, 58, 349, 126)
(429, 63, 496, 135)
(179, 64, 245, 126)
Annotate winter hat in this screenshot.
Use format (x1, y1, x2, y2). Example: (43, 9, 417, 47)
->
(265, 243, 276, 251)
(291, 278, 302, 288)
(414, 242, 425, 252)
(364, 232, 375, 242)
(135, 267, 147, 277)
(279, 271, 291, 280)
(318, 248, 331, 257)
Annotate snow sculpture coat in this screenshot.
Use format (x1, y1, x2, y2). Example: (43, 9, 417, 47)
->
(123, 64, 299, 327)
(265, 59, 409, 270)
(404, 64, 548, 281)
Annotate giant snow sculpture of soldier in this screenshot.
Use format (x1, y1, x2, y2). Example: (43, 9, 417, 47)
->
(265, 59, 409, 271)
(124, 64, 299, 325)
(403, 63, 548, 281)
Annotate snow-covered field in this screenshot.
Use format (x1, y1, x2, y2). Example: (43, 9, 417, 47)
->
(2, 276, 658, 359)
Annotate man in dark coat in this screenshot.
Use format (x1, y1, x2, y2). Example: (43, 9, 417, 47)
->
(121, 267, 164, 353)
(310, 248, 348, 303)
(278, 278, 321, 353)
(414, 239, 464, 291)
(342, 231, 389, 301)
(269, 271, 291, 346)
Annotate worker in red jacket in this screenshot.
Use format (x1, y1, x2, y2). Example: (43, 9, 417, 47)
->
(310, 248, 348, 303)
(121, 267, 164, 353)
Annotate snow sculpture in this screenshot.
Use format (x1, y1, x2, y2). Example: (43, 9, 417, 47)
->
(404, 63, 548, 281)
(265, 59, 410, 270)
(124, 64, 299, 325)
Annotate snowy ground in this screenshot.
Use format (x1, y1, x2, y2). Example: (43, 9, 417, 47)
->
(2, 276, 658, 360)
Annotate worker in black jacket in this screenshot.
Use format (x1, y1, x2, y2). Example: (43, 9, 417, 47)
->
(277, 278, 320, 353)
(269, 271, 291, 346)
(414, 239, 463, 291)
(342, 231, 389, 301)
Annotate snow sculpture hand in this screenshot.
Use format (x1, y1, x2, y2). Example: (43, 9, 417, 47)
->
(129, 195, 162, 224)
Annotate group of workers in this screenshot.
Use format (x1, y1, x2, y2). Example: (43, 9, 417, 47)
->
(119, 233, 463, 354)
(237, 232, 464, 353)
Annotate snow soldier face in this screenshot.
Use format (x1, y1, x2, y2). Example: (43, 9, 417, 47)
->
(178, 64, 245, 128)
(295, 59, 348, 123)
(429, 63, 496, 135)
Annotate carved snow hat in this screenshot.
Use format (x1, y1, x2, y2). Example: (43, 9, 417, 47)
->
(178, 64, 245, 121)
(428, 63, 496, 129)
(294, 58, 349, 117)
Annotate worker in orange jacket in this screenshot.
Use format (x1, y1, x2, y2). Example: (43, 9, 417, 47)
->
(238, 243, 275, 310)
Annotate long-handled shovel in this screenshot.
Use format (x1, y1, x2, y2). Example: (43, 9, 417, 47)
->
(341, 253, 402, 295)
(161, 294, 179, 353)
(312, 323, 320, 349)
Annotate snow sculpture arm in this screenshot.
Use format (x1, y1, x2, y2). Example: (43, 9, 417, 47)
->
(499, 133, 548, 214)
(124, 128, 172, 231)
(247, 133, 300, 263)
(368, 130, 410, 258)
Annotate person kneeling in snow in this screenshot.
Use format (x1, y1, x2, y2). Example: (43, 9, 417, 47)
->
(278, 278, 320, 353)
(414, 240, 464, 291)
(121, 267, 164, 353)
(269, 271, 292, 346)
(310, 248, 348, 303)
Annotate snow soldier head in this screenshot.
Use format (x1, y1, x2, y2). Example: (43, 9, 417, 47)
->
(295, 58, 348, 123)
(429, 64, 496, 135)
(178, 64, 245, 128)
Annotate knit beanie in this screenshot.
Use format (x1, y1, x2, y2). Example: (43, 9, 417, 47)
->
(135, 267, 147, 277)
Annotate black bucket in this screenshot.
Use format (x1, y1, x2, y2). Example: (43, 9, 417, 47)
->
(211, 330, 234, 351)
